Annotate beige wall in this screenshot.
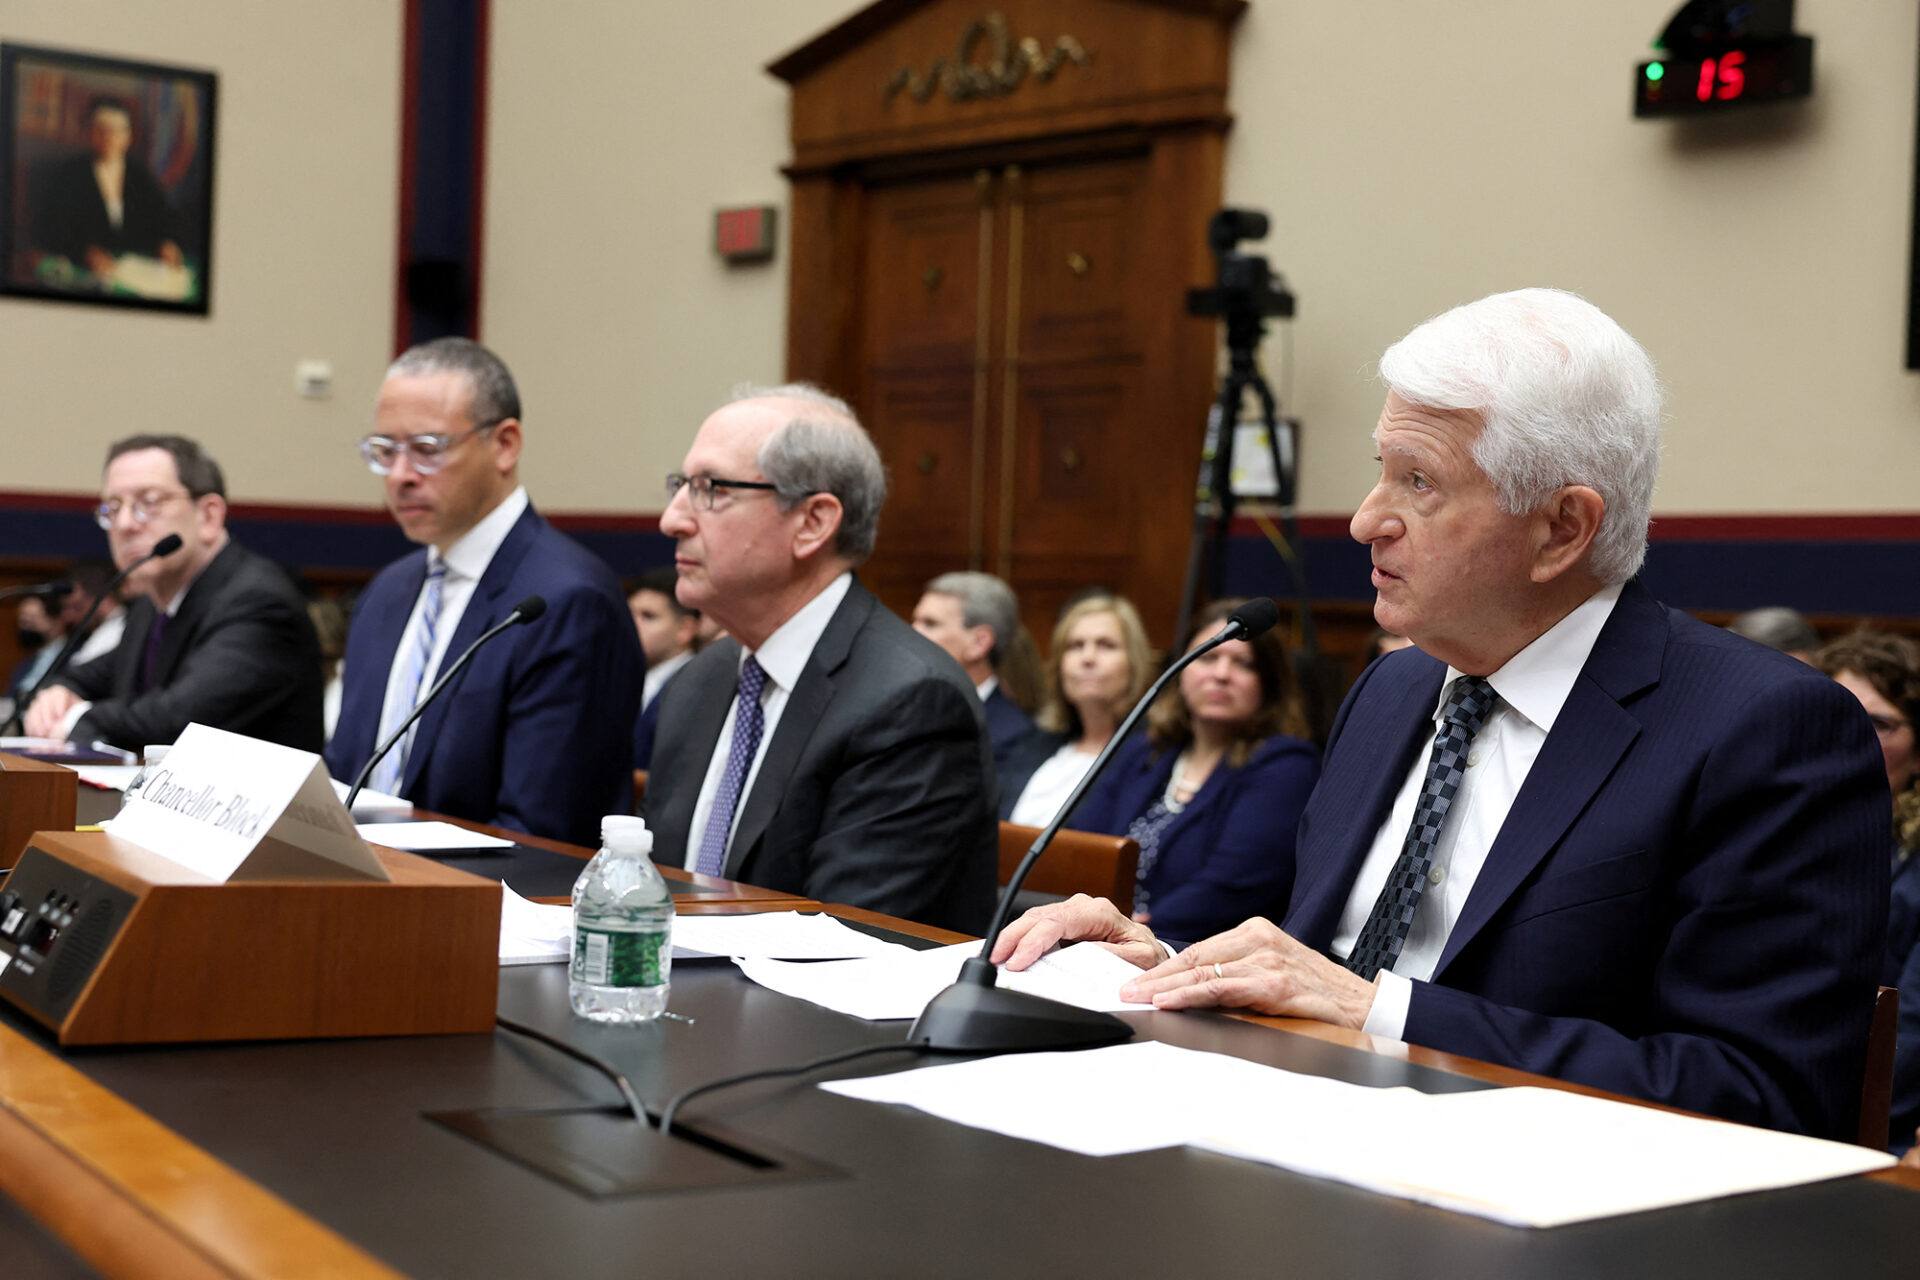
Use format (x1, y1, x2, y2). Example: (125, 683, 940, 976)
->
(0, 1, 402, 507)
(6, 1, 1916, 520)
(484, 0, 1920, 520)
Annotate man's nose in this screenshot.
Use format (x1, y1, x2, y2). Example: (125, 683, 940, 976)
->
(1351, 484, 1393, 543)
(660, 486, 695, 535)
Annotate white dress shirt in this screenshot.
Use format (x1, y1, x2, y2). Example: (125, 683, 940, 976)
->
(642, 649, 693, 710)
(682, 572, 853, 870)
(1008, 743, 1099, 828)
(1338, 583, 1623, 1041)
(376, 486, 528, 734)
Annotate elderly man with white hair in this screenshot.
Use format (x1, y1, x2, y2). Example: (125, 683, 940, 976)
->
(998, 289, 1888, 1141)
(643, 384, 998, 934)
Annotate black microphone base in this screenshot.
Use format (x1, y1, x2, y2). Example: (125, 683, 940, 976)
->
(908, 979, 1134, 1054)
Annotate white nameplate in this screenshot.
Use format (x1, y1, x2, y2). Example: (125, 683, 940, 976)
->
(105, 723, 390, 882)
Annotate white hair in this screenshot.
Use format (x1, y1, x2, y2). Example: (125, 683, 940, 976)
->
(728, 382, 887, 563)
(1378, 288, 1663, 584)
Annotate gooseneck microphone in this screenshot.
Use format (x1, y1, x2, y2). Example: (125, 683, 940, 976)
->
(909, 596, 1283, 1054)
(0, 580, 72, 604)
(4, 534, 184, 735)
(344, 595, 548, 812)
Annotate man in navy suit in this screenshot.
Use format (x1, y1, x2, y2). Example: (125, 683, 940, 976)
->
(998, 289, 1888, 1140)
(326, 339, 641, 847)
(911, 571, 1034, 773)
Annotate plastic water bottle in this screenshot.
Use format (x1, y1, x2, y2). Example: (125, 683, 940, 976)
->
(569, 815, 674, 1023)
(119, 744, 171, 810)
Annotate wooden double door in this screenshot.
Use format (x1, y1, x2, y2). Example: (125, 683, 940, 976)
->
(851, 148, 1207, 647)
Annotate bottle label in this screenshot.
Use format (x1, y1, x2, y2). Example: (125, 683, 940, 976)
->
(574, 926, 667, 987)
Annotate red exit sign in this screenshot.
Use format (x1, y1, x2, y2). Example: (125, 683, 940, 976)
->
(715, 206, 778, 263)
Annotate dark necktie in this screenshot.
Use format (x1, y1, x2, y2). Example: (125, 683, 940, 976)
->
(1344, 675, 1499, 981)
(695, 655, 769, 877)
(138, 611, 169, 693)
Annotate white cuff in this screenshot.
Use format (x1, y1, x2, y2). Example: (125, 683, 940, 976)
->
(1360, 969, 1412, 1041)
(56, 701, 92, 741)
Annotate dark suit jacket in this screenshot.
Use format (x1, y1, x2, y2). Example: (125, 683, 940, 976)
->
(982, 685, 1035, 774)
(56, 540, 323, 752)
(325, 506, 642, 848)
(33, 153, 178, 262)
(1888, 849, 1920, 1150)
(1074, 732, 1321, 945)
(632, 666, 685, 773)
(644, 579, 997, 934)
(1284, 581, 1889, 1141)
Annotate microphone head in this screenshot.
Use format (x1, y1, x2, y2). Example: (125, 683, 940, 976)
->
(1228, 597, 1282, 640)
(512, 595, 547, 623)
(38, 580, 73, 601)
(150, 533, 185, 558)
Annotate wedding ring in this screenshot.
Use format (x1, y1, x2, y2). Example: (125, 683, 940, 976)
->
(1213, 962, 1225, 980)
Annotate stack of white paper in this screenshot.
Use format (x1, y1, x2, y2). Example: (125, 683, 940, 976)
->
(497, 887, 924, 966)
(821, 1041, 1896, 1226)
(355, 821, 515, 851)
(736, 940, 1155, 1021)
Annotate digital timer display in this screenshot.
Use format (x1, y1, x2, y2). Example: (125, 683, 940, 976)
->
(1635, 35, 1812, 117)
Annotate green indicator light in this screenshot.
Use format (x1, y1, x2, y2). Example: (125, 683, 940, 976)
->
(1646, 62, 1664, 82)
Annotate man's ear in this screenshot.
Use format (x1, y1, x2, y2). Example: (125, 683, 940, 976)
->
(490, 418, 523, 475)
(197, 493, 228, 545)
(1531, 485, 1605, 583)
(961, 623, 995, 667)
(790, 492, 845, 563)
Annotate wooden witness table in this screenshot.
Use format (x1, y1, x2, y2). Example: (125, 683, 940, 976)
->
(1, 816, 1918, 1278)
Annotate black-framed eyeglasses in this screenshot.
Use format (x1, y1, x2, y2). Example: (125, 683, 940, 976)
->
(94, 488, 191, 531)
(356, 421, 497, 476)
(665, 473, 783, 511)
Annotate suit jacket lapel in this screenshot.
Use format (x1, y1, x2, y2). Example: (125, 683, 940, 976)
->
(403, 507, 540, 791)
(149, 542, 241, 689)
(723, 582, 874, 879)
(652, 639, 743, 868)
(112, 598, 157, 698)
(1433, 582, 1666, 975)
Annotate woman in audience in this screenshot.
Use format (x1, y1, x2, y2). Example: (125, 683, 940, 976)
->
(999, 594, 1152, 827)
(1071, 597, 1321, 945)
(1815, 629, 1920, 1152)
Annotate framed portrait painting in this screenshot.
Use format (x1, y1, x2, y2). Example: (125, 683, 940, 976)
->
(0, 43, 217, 314)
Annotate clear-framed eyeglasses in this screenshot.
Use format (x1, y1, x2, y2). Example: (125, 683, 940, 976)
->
(95, 489, 190, 531)
(664, 473, 784, 511)
(357, 421, 497, 476)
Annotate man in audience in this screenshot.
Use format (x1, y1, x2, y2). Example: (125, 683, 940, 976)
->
(326, 338, 641, 846)
(631, 565, 700, 768)
(1727, 606, 1821, 662)
(997, 288, 1888, 1140)
(643, 384, 996, 932)
(65, 559, 128, 666)
(24, 436, 323, 751)
(912, 570, 1034, 772)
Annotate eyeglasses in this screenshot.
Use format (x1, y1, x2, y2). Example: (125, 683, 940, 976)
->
(665, 473, 783, 511)
(357, 422, 496, 476)
(1869, 713, 1911, 738)
(95, 489, 189, 531)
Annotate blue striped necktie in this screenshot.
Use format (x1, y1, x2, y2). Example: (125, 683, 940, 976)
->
(370, 561, 448, 796)
(695, 655, 768, 877)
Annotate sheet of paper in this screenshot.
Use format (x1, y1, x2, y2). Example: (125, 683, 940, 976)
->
(673, 912, 914, 961)
(76, 764, 143, 792)
(822, 1041, 1896, 1225)
(356, 820, 515, 851)
(330, 778, 413, 813)
(736, 940, 1155, 1021)
(500, 884, 575, 965)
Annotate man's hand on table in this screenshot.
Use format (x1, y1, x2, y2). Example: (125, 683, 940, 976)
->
(993, 899, 1379, 1029)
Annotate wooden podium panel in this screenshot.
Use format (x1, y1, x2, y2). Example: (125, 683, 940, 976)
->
(0, 829, 500, 1045)
(0, 753, 77, 867)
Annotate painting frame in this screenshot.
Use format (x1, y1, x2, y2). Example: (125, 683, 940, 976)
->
(0, 42, 217, 316)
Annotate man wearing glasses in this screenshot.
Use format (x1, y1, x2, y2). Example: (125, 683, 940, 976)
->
(23, 435, 323, 751)
(641, 385, 996, 933)
(325, 338, 641, 847)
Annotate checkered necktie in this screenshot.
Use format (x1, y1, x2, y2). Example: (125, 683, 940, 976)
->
(1344, 675, 1498, 981)
(370, 561, 447, 796)
(695, 655, 768, 877)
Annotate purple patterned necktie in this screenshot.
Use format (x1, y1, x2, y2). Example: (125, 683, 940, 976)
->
(1344, 675, 1498, 981)
(695, 655, 768, 877)
(138, 611, 169, 692)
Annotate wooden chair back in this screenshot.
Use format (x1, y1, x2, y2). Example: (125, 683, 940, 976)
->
(1858, 984, 1899, 1149)
(997, 822, 1138, 917)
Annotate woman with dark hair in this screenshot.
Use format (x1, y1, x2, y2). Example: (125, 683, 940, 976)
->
(1069, 597, 1321, 945)
(1815, 629, 1920, 1153)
